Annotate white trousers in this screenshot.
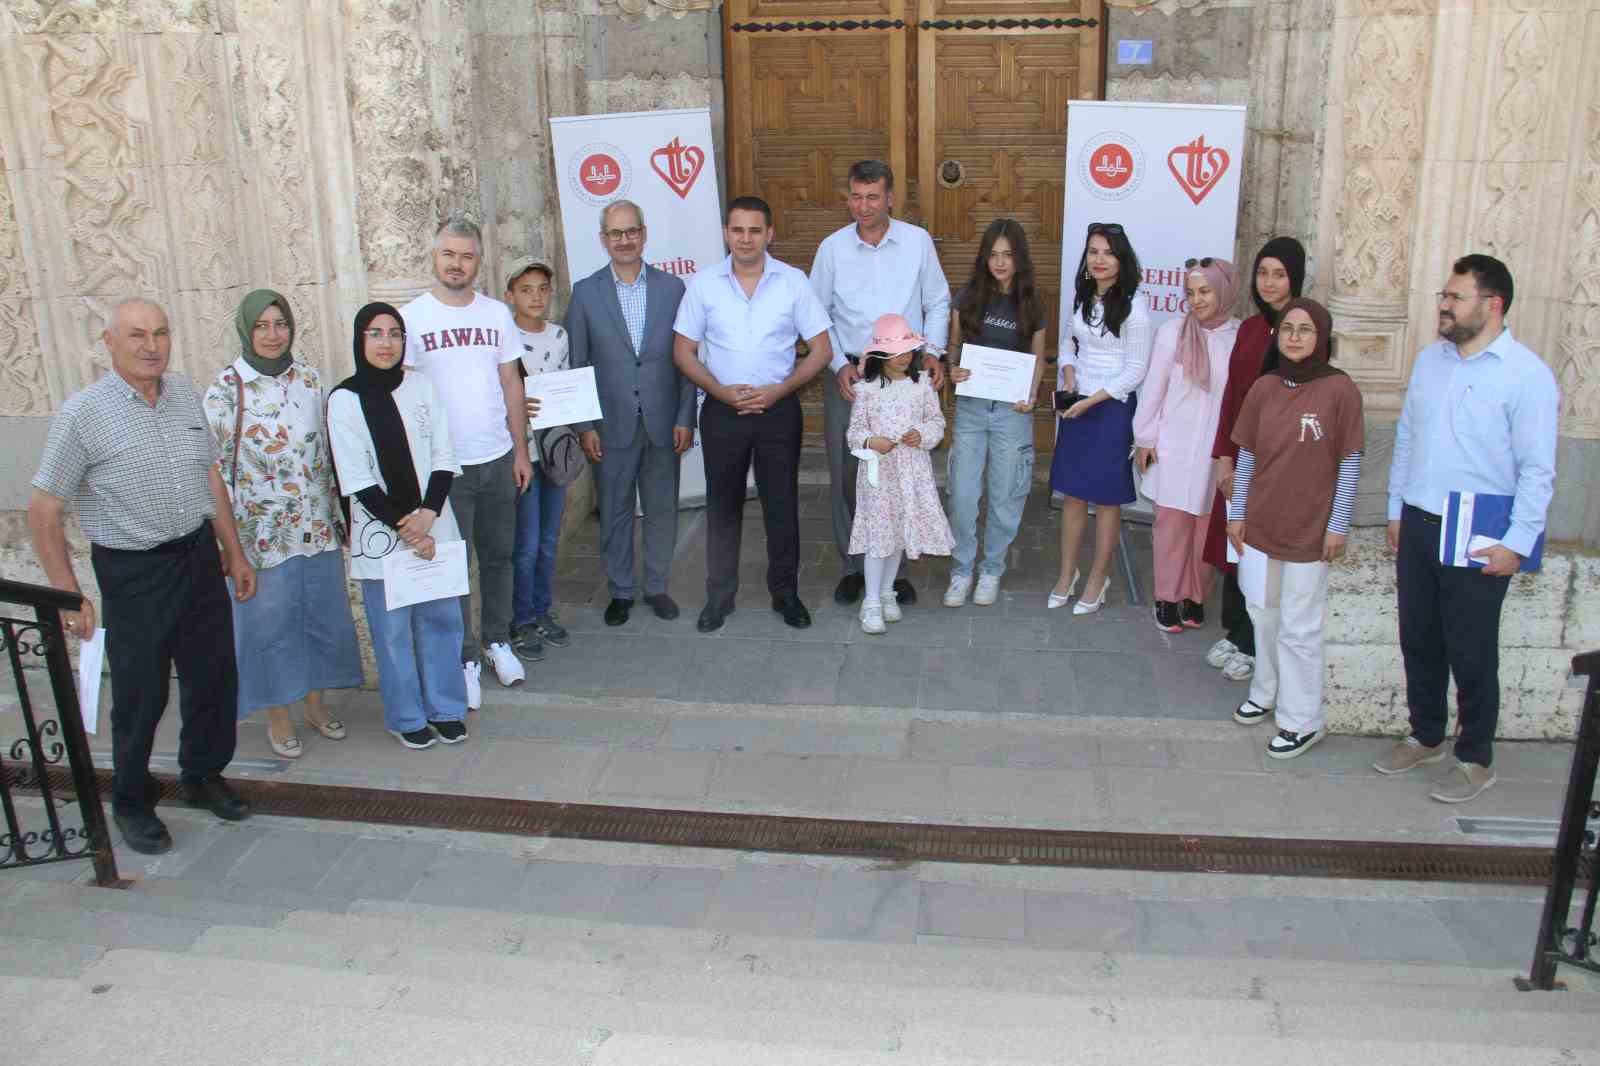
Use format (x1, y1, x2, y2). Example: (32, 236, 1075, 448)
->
(1242, 552, 1330, 735)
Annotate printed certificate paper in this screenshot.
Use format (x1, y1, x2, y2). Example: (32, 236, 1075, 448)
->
(77, 627, 105, 734)
(953, 344, 1036, 405)
(382, 540, 470, 611)
(527, 365, 603, 430)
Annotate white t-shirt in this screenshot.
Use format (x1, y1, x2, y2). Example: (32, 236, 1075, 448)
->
(327, 371, 463, 582)
(517, 322, 569, 377)
(401, 291, 521, 466)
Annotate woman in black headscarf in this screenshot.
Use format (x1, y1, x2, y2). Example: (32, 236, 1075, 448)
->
(327, 303, 469, 751)
(1201, 237, 1307, 681)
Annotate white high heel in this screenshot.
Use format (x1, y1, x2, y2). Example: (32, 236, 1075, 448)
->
(1073, 576, 1108, 615)
(1047, 570, 1080, 610)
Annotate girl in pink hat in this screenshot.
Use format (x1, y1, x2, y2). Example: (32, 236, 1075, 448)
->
(846, 313, 954, 634)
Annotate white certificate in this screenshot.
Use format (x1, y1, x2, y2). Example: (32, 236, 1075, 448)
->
(76, 627, 105, 735)
(953, 343, 1036, 405)
(526, 365, 603, 430)
(382, 540, 470, 611)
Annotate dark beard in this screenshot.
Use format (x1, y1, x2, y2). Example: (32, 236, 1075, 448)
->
(1439, 314, 1481, 346)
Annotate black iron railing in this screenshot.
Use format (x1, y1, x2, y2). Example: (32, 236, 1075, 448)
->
(0, 576, 120, 886)
(1518, 649, 1600, 991)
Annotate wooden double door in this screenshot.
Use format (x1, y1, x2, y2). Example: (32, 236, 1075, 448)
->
(724, 0, 1104, 444)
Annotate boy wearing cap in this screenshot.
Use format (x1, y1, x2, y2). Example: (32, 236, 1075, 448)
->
(505, 259, 572, 660)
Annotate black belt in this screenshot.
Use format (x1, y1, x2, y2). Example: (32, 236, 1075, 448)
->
(102, 520, 212, 556)
(1403, 503, 1441, 525)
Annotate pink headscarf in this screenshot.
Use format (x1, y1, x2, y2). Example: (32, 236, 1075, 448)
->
(1176, 258, 1239, 391)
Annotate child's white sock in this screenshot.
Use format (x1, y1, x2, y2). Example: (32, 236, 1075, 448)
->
(863, 554, 888, 607)
(878, 551, 902, 599)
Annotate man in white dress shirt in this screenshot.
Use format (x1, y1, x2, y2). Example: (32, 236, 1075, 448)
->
(674, 196, 834, 633)
(809, 160, 950, 607)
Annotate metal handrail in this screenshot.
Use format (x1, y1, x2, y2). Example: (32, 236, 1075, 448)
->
(0, 576, 120, 886)
(1517, 649, 1600, 991)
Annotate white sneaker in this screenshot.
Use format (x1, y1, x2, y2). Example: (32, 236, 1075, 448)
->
(860, 603, 886, 634)
(881, 596, 902, 623)
(462, 661, 482, 711)
(943, 575, 972, 608)
(1205, 638, 1239, 669)
(1221, 653, 1255, 681)
(973, 574, 1001, 606)
(484, 642, 525, 687)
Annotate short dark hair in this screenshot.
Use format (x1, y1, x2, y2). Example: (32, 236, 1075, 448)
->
(725, 195, 773, 227)
(847, 160, 893, 192)
(1453, 253, 1514, 314)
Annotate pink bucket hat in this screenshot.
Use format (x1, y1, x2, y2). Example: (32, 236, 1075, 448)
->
(863, 312, 924, 358)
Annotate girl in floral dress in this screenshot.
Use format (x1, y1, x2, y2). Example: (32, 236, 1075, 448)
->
(204, 289, 363, 758)
(847, 313, 954, 635)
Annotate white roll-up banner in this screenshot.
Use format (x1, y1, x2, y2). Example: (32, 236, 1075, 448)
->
(1059, 101, 1248, 336)
(549, 107, 724, 507)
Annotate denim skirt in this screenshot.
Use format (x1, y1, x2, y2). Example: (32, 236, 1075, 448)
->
(232, 549, 365, 717)
(1049, 394, 1137, 506)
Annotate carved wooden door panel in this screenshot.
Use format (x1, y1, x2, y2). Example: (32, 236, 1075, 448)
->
(917, 0, 1102, 449)
(724, 0, 1103, 443)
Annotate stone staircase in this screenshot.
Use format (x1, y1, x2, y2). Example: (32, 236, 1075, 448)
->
(3, 873, 1596, 1065)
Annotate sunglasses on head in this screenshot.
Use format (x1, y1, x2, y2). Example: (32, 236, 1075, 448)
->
(1086, 223, 1125, 236)
(1184, 257, 1216, 269)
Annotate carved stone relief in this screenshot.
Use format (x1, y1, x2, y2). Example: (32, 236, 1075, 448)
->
(1552, 96, 1600, 440)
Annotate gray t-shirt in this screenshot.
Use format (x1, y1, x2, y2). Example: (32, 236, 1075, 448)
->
(956, 285, 1027, 353)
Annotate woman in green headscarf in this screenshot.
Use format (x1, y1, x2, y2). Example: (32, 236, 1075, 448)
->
(203, 289, 364, 759)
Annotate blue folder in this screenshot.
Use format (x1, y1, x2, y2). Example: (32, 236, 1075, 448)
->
(1438, 491, 1544, 573)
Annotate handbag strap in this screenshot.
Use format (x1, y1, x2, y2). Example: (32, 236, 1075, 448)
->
(229, 370, 244, 493)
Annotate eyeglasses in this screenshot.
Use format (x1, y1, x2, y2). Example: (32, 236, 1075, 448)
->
(1279, 324, 1318, 339)
(1086, 223, 1125, 236)
(1184, 257, 1216, 269)
(602, 226, 644, 242)
(363, 329, 404, 341)
(252, 320, 290, 333)
(1435, 290, 1483, 306)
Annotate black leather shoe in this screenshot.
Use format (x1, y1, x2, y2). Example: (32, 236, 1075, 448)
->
(772, 594, 812, 629)
(113, 809, 172, 854)
(892, 578, 917, 605)
(833, 572, 865, 605)
(644, 593, 680, 621)
(697, 605, 730, 633)
(180, 778, 251, 822)
(604, 598, 634, 626)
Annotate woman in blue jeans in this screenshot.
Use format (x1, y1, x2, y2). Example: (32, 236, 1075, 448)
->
(943, 219, 1048, 607)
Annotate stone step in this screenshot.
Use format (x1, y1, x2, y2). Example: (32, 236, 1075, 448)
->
(0, 934, 106, 979)
(3, 973, 604, 1066)
(7, 878, 292, 929)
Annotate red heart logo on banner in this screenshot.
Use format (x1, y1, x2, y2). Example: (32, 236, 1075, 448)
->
(650, 137, 705, 200)
(1166, 135, 1230, 205)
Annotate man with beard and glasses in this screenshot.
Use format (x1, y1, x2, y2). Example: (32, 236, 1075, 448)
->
(402, 216, 534, 704)
(1374, 254, 1559, 803)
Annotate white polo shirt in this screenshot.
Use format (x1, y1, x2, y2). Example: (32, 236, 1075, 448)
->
(673, 254, 832, 389)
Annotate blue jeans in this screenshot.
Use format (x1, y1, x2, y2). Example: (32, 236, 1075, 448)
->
(511, 465, 567, 628)
(360, 579, 468, 733)
(947, 396, 1034, 580)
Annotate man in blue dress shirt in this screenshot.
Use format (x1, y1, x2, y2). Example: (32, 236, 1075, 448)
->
(1373, 254, 1559, 803)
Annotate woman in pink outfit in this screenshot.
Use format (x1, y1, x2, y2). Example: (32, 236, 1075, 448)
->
(1132, 258, 1241, 634)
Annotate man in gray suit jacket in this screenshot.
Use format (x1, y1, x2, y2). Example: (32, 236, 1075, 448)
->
(567, 200, 694, 626)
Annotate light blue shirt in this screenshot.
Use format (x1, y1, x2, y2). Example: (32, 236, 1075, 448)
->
(611, 265, 648, 355)
(673, 254, 832, 389)
(808, 218, 951, 373)
(1386, 327, 1559, 558)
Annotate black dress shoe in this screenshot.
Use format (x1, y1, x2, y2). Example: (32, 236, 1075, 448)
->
(179, 778, 251, 822)
(772, 594, 812, 629)
(697, 605, 730, 633)
(892, 578, 917, 605)
(644, 593, 680, 620)
(113, 809, 172, 854)
(1180, 599, 1205, 629)
(833, 572, 865, 605)
(604, 598, 634, 626)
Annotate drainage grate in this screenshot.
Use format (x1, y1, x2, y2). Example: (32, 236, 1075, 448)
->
(19, 765, 1592, 886)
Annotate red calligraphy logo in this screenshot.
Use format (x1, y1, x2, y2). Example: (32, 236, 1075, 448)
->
(650, 137, 706, 200)
(1166, 135, 1230, 205)
(578, 153, 624, 198)
(1088, 142, 1135, 190)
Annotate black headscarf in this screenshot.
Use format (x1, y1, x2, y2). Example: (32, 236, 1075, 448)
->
(1251, 236, 1307, 321)
(1273, 297, 1344, 386)
(333, 303, 421, 515)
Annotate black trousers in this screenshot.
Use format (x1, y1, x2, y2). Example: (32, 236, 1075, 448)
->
(91, 523, 238, 814)
(1396, 504, 1511, 767)
(1220, 569, 1255, 655)
(700, 394, 802, 612)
